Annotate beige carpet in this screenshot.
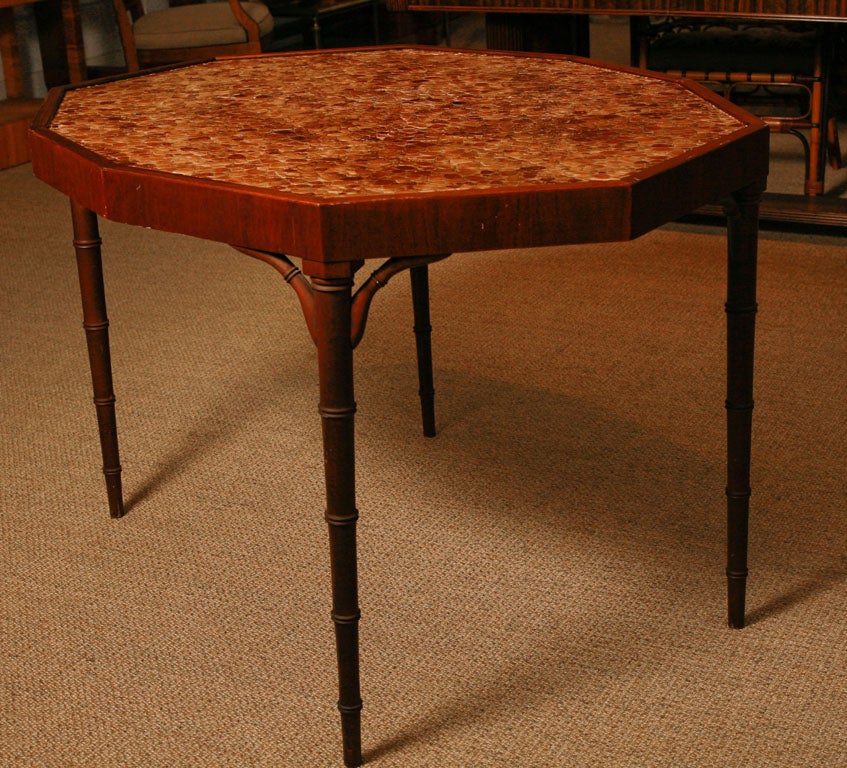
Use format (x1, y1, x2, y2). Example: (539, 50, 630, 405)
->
(2, 162, 846, 767)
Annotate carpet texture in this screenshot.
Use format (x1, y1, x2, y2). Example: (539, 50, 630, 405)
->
(2, 163, 845, 767)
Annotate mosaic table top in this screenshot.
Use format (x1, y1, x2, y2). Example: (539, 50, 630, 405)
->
(48, 48, 746, 200)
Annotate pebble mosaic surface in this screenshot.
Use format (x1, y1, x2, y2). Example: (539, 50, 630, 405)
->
(51, 48, 745, 198)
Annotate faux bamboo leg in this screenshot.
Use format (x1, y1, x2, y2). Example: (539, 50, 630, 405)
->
(70, 201, 125, 518)
(410, 265, 436, 438)
(723, 182, 762, 629)
(313, 274, 363, 767)
(804, 26, 835, 196)
(805, 50, 825, 195)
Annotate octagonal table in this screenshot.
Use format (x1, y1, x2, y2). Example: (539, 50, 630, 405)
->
(29, 47, 768, 767)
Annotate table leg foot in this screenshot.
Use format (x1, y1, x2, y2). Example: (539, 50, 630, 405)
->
(410, 265, 436, 438)
(71, 201, 125, 518)
(339, 701, 363, 766)
(313, 273, 363, 766)
(727, 568, 748, 630)
(723, 181, 763, 629)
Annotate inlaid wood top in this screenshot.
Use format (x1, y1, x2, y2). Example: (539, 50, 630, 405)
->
(30, 47, 768, 261)
(49, 48, 742, 199)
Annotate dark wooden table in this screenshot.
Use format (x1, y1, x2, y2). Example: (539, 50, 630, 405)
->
(29, 47, 768, 766)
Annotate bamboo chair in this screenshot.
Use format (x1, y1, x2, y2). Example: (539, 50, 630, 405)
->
(111, 0, 276, 72)
(634, 18, 842, 196)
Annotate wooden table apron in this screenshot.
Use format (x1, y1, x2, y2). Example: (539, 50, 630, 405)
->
(28, 48, 769, 767)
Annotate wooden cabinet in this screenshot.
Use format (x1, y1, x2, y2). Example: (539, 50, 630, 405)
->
(1, 0, 85, 168)
(1, 0, 38, 168)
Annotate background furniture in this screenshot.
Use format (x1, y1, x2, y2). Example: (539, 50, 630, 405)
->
(264, 0, 380, 49)
(30, 47, 767, 766)
(634, 17, 842, 196)
(32, 0, 85, 85)
(386, 0, 847, 226)
(0, 17, 41, 169)
(0, 0, 83, 168)
(386, 0, 847, 24)
(110, 0, 275, 71)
